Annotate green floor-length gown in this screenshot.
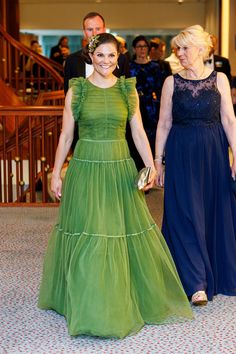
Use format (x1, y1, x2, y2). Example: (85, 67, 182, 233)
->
(38, 76, 193, 338)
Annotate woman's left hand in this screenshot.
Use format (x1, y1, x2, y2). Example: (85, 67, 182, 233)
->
(143, 168, 157, 191)
(155, 162, 165, 187)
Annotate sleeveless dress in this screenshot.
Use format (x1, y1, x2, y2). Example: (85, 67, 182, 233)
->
(162, 72, 236, 301)
(129, 61, 164, 156)
(38, 76, 193, 339)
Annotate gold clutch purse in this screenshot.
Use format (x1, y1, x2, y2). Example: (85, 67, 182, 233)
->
(134, 167, 151, 190)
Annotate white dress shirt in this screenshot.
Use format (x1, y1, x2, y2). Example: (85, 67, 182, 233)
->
(85, 63, 94, 78)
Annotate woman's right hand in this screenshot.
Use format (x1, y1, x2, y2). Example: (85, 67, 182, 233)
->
(143, 167, 157, 191)
(51, 174, 62, 200)
(155, 162, 165, 187)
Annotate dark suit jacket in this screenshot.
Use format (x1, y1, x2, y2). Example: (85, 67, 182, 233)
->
(64, 49, 130, 93)
(214, 54, 232, 85)
(50, 45, 60, 59)
(151, 59, 172, 79)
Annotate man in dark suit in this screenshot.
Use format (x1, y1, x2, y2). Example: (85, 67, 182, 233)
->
(64, 12, 130, 93)
(213, 54, 231, 84)
(205, 34, 232, 85)
(149, 38, 172, 79)
(50, 36, 69, 65)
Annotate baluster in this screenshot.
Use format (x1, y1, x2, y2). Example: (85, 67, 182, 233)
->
(28, 115, 35, 202)
(41, 115, 47, 202)
(7, 151, 13, 202)
(2, 116, 7, 202)
(15, 47, 20, 92)
(0, 144, 2, 202)
(14, 114, 20, 202)
(19, 145, 24, 202)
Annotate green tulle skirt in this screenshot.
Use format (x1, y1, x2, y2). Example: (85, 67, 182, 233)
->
(38, 139, 193, 338)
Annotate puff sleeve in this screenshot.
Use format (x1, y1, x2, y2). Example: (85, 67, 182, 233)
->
(119, 76, 138, 121)
(69, 77, 87, 122)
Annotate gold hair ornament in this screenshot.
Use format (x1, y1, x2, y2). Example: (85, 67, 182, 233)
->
(88, 35, 100, 53)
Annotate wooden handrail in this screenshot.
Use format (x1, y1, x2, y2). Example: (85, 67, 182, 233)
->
(0, 24, 64, 104)
(35, 90, 65, 105)
(0, 80, 64, 155)
(45, 56, 65, 77)
(0, 24, 63, 83)
(0, 106, 65, 203)
(0, 106, 64, 114)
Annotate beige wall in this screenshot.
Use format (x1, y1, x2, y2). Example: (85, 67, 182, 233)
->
(19, 2, 206, 31)
(229, 0, 236, 75)
(205, 0, 219, 36)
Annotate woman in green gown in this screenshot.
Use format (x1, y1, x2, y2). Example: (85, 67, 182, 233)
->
(38, 33, 193, 339)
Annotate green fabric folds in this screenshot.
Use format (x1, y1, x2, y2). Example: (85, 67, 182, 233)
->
(38, 78, 193, 338)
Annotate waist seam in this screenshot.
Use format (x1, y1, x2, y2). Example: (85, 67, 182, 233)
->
(79, 138, 126, 142)
(173, 121, 220, 127)
(55, 223, 157, 238)
(73, 157, 132, 163)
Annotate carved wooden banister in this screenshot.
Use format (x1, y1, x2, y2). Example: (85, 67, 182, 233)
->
(0, 106, 65, 204)
(0, 24, 64, 104)
(0, 106, 64, 114)
(0, 83, 65, 155)
(35, 90, 65, 106)
(45, 56, 65, 77)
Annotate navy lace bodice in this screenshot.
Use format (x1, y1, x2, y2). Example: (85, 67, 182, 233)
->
(172, 71, 221, 126)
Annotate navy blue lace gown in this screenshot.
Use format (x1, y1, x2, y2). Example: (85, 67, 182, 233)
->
(162, 71, 236, 301)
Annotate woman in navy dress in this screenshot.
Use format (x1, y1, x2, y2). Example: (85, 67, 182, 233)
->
(130, 35, 164, 169)
(155, 25, 236, 306)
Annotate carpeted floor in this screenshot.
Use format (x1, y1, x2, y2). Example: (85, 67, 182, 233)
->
(0, 188, 236, 354)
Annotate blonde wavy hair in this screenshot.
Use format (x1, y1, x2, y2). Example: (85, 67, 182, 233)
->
(171, 25, 212, 60)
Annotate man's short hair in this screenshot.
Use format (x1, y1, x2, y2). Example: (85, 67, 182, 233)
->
(150, 38, 164, 49)
(82, 12, 105, 28)
(30, 40, 39, 47)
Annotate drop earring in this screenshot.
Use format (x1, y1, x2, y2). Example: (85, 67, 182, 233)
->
(116, 63, 120, 69)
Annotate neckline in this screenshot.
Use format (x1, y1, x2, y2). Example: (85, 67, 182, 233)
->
(86, 78, 118, 89)
(133, 61, 151, 66)
(177, 70, 214, 82)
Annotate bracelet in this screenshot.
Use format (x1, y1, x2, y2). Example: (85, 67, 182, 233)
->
(154, 158, 162, 163)
(155, 154, 163, 160)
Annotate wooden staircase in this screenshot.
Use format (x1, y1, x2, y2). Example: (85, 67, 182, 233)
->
(0, 24, 64, 104)
(0, 26, 67, 204)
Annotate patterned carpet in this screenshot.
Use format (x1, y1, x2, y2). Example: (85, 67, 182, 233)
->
(0, 188, 236, 354)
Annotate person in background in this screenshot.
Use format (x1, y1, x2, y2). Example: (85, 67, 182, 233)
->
(38, 33, 193, 339)
(81, 38, 88, 48)
(116, 35, 131, 62)
(155, 25, 236, 306)
(231, 76, 236, 115)
(37, 44, 43, 56)
(59, 45, 70, 66)
(130, 35, 165, 169)
(19, 39, 46, 87)
(165, 46, 184, 74)
(20, 40, 40, 76)
(64, 12, 130, 93)
(149, 37, 172, 78)
(204, 34, 232, 85)
(50, 36, 69, 65)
